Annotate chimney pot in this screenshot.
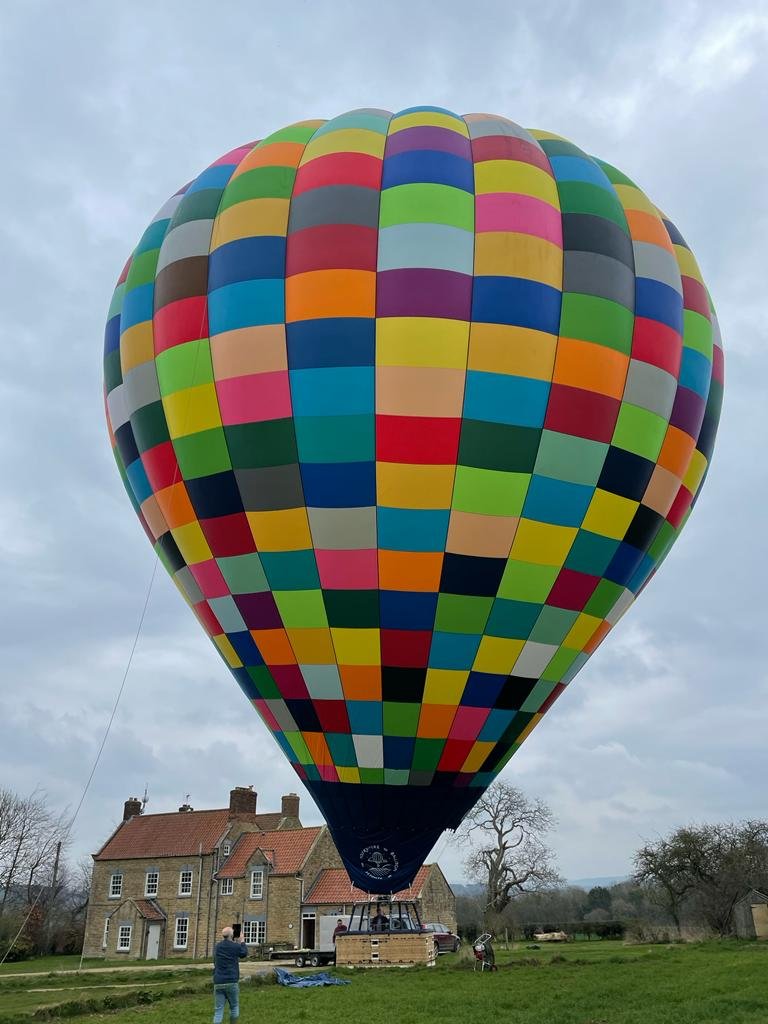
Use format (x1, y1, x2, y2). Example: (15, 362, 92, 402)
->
(229, 786, 257, 820)
(281, 793, 300, 821)
(123, 797, 142, 821)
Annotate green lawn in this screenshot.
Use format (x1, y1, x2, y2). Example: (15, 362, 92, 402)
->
(0, 968, 210, 1019)
(0, 954, 200, 974)
(0, 978, 207, 1016)
(1, 941, 766, 1024)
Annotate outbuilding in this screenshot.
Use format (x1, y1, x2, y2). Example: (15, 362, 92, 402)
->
(732, 889, 768, 939)
(303, 862, 456, 935)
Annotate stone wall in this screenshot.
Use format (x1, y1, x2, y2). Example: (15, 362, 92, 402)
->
(266, 875, 303, 945)
(212, 851, 270, 952)
(419, 865, 457, 933)
(84, 897, 147, 960)
(301, 828, 344, 893)
(83, 854, 217, 959)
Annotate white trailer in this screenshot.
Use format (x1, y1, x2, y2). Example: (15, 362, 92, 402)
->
(291, 915, 341, 967)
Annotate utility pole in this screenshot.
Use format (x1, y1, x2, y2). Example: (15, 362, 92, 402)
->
(46, 841, 62, 955)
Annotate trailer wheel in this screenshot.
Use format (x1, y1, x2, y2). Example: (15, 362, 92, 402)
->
(309, 953, 321, 967)
(295, 954, 305, 967)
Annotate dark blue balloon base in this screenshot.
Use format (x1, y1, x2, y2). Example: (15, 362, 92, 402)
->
(304, 780, 480, 893)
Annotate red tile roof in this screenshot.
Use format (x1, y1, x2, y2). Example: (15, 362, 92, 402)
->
(94, 810, 231, 860)
(94, 809, 290, 861)
(304, 865, 432, 904)
(218, 827, 323, 878)
(133, 899, 165, 921)
(250, 813, 284, 831)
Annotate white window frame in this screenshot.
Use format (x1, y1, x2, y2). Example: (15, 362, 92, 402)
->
(102, 917, 110, 949)
(220, 878, 234, 896)
(178, 869, 193, 896)
(145, 870, 159, 897)
(117, 924, 131, 952)
(109, 873, 123, 898)
(249, 869, 264, 900)
(243, 920, 266, 945)
(174, 917, 189, 950)
(222, 842, 231, 858)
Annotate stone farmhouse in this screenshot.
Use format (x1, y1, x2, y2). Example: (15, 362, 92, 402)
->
(83, 787, 455, 960)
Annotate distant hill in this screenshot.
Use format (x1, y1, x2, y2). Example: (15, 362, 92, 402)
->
(567, 876, 629, 890)
(451, 882, 484, 897)
(451, 876, 628, 894)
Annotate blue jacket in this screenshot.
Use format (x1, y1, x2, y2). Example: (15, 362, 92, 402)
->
(213, 938, 248, 984)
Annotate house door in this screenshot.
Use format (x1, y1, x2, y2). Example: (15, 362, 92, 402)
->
(751, 904, 768, 939)
(146, 923, 161, 960)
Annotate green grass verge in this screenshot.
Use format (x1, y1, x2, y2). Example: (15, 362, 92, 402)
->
(2, 941, 768, 1024)
(0, 966, 219, 1018)
(0, 955, 202, 974)
(0, 974, 221, 1022)
(0, 969, 204, 992)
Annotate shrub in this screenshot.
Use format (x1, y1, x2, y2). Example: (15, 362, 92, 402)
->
(625, 921, 677, 944)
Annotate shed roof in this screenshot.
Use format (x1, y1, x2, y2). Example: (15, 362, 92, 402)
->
(736, 888, 768, 903)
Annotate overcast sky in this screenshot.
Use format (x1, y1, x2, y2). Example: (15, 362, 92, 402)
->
(1, 0, 766, 885)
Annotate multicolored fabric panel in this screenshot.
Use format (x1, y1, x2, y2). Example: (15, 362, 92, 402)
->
(104, 108, 724, 892)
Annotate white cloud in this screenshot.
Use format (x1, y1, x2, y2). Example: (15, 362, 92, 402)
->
(660, 12, 768, 92)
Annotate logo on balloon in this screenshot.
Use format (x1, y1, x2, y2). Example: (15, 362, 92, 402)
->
(360, 845, 399, 881)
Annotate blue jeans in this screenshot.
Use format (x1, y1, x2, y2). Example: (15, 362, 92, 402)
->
(213, 982, 240, 1023)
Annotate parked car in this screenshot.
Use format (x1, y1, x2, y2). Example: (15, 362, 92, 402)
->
(423, 922, 461, 953)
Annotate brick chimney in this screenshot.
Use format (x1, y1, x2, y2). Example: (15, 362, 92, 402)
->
(281, 793, 300, 821)
(229, 786, 257, 820)
(123, 797, 142, 821)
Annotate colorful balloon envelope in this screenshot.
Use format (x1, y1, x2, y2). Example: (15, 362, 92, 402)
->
(104, 107, 723, 891)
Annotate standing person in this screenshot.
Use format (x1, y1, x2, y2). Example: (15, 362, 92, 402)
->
(213, 926, 248, 1023)
(332, 917, 347, 965)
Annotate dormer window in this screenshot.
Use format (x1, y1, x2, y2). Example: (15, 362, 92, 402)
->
(222, 842, 231, 858)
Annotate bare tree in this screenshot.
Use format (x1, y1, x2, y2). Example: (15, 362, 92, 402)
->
(0, 789, 68, 921)
(69, 857, 92, 919)
(634, 832, 700, 932)
(458, 781, 561, 922)
(635, 820, 768, 936)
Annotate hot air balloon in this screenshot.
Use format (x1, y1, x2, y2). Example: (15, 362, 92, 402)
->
(104, 107, 723, 892)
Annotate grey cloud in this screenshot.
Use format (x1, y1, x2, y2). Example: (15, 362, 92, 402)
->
(0, 0, 765, 880)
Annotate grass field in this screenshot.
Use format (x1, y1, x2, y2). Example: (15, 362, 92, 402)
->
(0, 967, 210, 1019)
(1, 940, 766, 1024)
(0, 954, 198, 974)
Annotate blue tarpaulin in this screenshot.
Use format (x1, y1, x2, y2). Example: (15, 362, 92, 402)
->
(274, 967, 350, 988)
